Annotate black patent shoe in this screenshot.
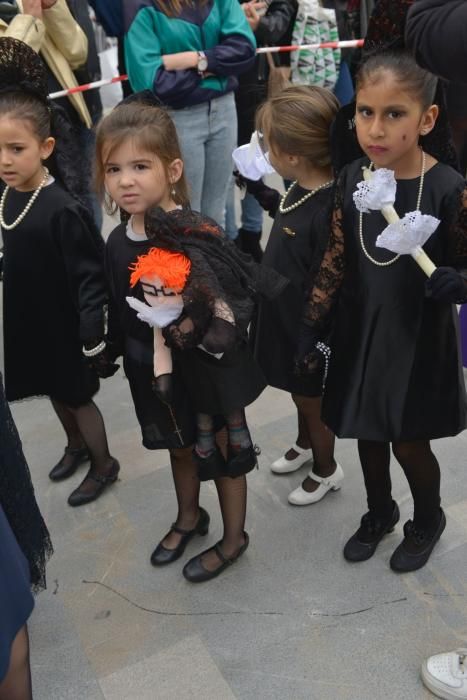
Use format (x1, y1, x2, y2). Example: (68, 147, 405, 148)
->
(344, 501, 400, 562)
(67, 460, 120, 507)
(183, 532, 249, 583)
(49, 446, 89, 481)
(150, 507, 210, 566)
(390, 509, 446, 573)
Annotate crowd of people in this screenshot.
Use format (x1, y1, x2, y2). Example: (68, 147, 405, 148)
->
(0, 1, 466, 699)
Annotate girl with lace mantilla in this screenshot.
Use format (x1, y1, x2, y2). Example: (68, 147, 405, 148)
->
(0, 38, 119, 508)
(298, 50, 467, 573)
(248, 85, 344, 507)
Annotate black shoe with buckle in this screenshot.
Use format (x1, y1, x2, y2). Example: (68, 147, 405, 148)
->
(49, 446, 89, 482)
(150, 507, 210, 566)
(182, 532, 249, 583)
(390, 509, 446, 573)
(67, 459, 120, 507)
(344, 501, 400, 562)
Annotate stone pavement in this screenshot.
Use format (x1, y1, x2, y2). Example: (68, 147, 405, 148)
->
(8, 365, 467, 700)
(3, 209, 467, 700)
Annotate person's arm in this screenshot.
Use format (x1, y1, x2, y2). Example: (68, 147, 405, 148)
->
(55, 205, 107, 344)
(296, 179, 345, 371)
(254, 0, 297, 46)
(40, 0, 88, 70)
(406, 0, 467, 84)
(202, 0, 256, 77)
(4, 1, 45, 52)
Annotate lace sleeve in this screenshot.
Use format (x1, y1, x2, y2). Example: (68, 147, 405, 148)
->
(303, 180, 346, 334)
(446, 185, 467, 270)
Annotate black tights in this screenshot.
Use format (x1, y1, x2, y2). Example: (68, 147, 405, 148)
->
(292, 394, 336, 478)
(0, 625, 32, 700)
(51, 399, 112, 473)
(358, 439, 441, 530)
(165, 434, 247, 567)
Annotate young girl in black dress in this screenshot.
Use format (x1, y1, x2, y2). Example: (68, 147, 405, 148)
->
(0, 38, 118, 507)
(97, 94, 282, 582)
(251, 85, 344, 506)
(299, 49, 467, 572)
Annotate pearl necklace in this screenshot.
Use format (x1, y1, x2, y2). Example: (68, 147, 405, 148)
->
(279, 179, 334, 214)
(0, 167, 50, 231)
(359, 150, 426, 267)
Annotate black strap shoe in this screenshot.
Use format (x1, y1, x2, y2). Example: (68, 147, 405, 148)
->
(49, 446, 89, 482)
(150, 507, 210, 566)
(390, 509, 446, 573)
(344, 501, 400, 562)
(182, 532, 249, 583)
(67, 460, 120, 507)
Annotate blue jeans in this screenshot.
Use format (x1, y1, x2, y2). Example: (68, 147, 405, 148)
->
(225, 183, 264, 239)
(170, 92, 237, 228)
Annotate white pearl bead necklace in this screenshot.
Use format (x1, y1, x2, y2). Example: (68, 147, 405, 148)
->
(279, 179, 334, 214)
(359, 150, 426, 267)
(0, 167, 50, 231)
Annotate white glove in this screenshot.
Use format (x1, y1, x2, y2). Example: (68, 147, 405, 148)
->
(126, 296, 184, 328)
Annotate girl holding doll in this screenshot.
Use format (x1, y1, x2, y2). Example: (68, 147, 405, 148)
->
(97, 93, 284, 582)
(299, 48, 467, 572)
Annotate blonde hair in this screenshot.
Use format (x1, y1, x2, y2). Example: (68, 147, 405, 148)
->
(255, 85, 340, 168)
(153, 0, 208, 16)
(95, 102, 189, 214)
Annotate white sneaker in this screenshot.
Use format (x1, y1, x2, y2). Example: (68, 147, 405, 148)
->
(288, 462, 344, 505)
(421, 649, 467, 699)
(270, 443, 313, 474)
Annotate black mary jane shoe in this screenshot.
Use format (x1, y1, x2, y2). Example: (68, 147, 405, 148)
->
(49, 446, 89, 482)
(150, 507, 210, 566)
(67, 460, 120, 507)
(182, 532, 249, 583)
(344, 501, 400, 562)
(390, 509, 446, 573)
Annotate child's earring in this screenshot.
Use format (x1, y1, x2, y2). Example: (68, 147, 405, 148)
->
(170, 181, 176, 197)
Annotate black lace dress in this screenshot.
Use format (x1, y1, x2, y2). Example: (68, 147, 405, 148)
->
(252, 184, 333, 396)
(305, 158, 467, 441)
(0, 373, 52, 680)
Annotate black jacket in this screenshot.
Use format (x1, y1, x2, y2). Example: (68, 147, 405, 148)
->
(406, 0, 467, 84)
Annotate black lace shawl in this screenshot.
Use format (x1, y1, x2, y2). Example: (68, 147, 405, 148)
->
(143, 207, 288, 349)
(0, 374, 53, 591)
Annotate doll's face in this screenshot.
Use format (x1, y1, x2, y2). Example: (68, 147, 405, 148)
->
(140, 274, 182, 307)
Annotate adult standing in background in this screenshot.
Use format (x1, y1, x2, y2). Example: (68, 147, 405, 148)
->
(234, 0, 297, 261)
(405, 5, 467, 699)
(123, 0, 256, 228)
(88, 0, 131, 97)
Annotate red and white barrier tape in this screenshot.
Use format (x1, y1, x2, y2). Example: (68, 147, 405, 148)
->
(49, 39, 364, 100)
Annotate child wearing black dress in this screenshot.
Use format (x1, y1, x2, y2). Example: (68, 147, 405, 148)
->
(250, 85, 344, 506)
(299, 49, 467, 572)
(96, 94, 284, 582)
(0, 38, 118, 507)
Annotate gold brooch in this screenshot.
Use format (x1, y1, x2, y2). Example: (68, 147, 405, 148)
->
(283, 227, 296, 237)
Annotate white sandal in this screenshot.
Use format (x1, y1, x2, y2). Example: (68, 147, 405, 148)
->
(288, 463, 344, 505)
(270, 443, 313, 474)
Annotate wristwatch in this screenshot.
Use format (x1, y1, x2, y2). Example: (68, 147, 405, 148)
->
(197, 51, 208, 75)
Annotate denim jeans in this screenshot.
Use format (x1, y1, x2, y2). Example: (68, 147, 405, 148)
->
(241, 191, 263, 232)
(169, 92, 237, 228)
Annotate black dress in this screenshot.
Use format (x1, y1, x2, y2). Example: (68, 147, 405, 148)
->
(2, 182, 106, 406)
(105, 223, 197, 450)
(0, 372, 52, 681)
(306, 158, 467, 441)
(253, 184, 332, 397)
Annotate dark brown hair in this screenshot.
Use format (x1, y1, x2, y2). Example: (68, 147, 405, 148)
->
(95, 102, 189, 214)
(255, 85, 339, 168)
(0, 91, 51, 141)
(357, 50, 438, 109)
(153, 0, 208, 16)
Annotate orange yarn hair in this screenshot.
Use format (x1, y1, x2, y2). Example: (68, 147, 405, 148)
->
(129, 247, 191, 291)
